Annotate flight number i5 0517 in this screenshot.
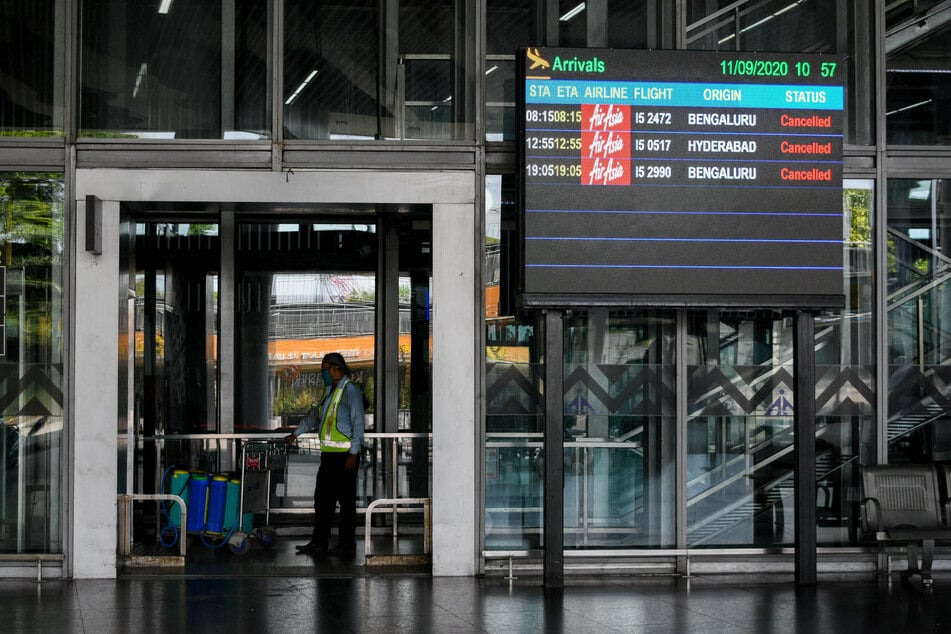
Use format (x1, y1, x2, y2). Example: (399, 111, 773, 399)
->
(634, 138, 671, 151)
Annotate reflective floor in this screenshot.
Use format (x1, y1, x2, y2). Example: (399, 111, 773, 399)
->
(4, 563, 951, 633)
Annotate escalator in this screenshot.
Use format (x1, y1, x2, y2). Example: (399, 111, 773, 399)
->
(885, 225, 951, 458)
(685, 216, 951, 544)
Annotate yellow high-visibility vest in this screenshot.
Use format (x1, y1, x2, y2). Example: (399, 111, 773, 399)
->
(320, 378, 352, 452)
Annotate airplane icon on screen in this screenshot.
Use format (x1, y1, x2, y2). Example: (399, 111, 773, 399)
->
(527, 48, 550, 70)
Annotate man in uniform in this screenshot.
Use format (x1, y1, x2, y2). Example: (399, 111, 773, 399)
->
(285, 352, 365, 559)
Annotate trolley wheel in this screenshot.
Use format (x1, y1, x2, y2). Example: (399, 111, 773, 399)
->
(228, 535, 251, 556)
(254, 527, 276, 548)
(159, 525, 179, 547)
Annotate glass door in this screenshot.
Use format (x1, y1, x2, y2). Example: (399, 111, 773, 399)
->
(126, 210, 434, 552)
(128, 218, 221, 544)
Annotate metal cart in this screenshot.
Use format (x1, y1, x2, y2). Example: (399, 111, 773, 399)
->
(227, 439, 287, 555)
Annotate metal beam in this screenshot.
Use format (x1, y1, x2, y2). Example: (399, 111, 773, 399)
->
(794, 310, 817, 586)
(544, 309, 564, 588)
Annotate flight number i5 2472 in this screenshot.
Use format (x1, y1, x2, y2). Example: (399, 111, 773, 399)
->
(634, 112, 672, 125)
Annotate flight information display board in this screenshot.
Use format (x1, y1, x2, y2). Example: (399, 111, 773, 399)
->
(518, 47, 846, 308)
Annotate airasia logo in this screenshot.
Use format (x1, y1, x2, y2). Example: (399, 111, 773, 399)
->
(581, 104, 630, 185)
(586, 131, 625, 158)
(583, 104, 628, 131)
(583, 157, 628, 185)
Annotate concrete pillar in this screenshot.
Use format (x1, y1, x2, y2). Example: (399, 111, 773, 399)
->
(70, 198, 120, 578)
(431, 202, 478, 576)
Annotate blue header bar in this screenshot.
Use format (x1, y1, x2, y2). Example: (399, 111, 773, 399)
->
(525, 80, 844, 110)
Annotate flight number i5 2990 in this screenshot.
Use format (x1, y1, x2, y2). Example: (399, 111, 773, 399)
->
(634, 165, 672, 178)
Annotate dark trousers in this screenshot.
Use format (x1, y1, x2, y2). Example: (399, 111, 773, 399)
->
(312, 452, 358, 547)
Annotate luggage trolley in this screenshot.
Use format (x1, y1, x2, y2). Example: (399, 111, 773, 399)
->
(229, 439, 287, 555)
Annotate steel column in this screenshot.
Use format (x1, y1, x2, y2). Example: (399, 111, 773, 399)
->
(794, 310, 817, 585)
(544, 309, 564, 588)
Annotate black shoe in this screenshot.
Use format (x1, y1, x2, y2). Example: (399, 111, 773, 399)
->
(297, 543, 328, 558)
(295, 540, 318, 551)
(330, 543, 357, 559)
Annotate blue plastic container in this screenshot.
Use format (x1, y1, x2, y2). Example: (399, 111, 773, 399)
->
(205, 476, 229, 534)
(186, 473, 210, 533)
(168, 470, 190, 528)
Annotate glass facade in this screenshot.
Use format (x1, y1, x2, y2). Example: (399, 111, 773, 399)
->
(0, 0, 947, 573)
(0, 173, 65, 554)
(484, 2, 889, 558)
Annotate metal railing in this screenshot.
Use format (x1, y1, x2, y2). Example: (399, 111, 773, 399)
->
(364, 497, 432, 564)
(117, 493, 187, 559)
(135, 431, 432, 549)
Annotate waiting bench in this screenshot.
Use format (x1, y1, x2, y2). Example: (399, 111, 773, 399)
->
(860, 463, 951, 588)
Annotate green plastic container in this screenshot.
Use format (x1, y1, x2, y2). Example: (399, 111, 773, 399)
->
(223, 478, 241, 532)
(241, 511, 254, 533)
(168, 470, 190, 528)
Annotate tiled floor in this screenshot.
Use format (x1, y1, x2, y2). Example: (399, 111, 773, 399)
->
(4, 530, 951, 632)
(4, 570, 951, 633)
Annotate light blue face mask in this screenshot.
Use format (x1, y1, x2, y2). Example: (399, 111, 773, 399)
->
(321, 369, 333, 386)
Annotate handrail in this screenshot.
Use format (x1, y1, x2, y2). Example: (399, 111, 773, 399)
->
(141, 432, 431, 440)
(364, 497, 431, 559)
(117, 493, 186, 559)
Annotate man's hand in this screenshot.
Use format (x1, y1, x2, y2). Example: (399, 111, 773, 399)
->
(345, 454, 358, 472)
(283, 433, 296, 446)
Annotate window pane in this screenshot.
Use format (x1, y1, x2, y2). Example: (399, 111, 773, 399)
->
(284, 0, 379, 140)
(484, 175, 544, 549)
(814, 180, 875, 546)
(607, 0, 647, 49)
(558, 0, 586, 47)
(886, 5, 951, 145)
(687, 311, 794, 547)
(399, 0, 474, 140)
(81, 0, 269, 139)
(0, 172, 65, 553)
(0, 1, 64, 133)
(486, 0, 535, 141)
(887, 178, 951, 462)
(686, 0, 835, 52)
(564, 310, 677, 549)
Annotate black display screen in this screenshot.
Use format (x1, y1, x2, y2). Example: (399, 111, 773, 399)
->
(518, 47, 846, 308)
